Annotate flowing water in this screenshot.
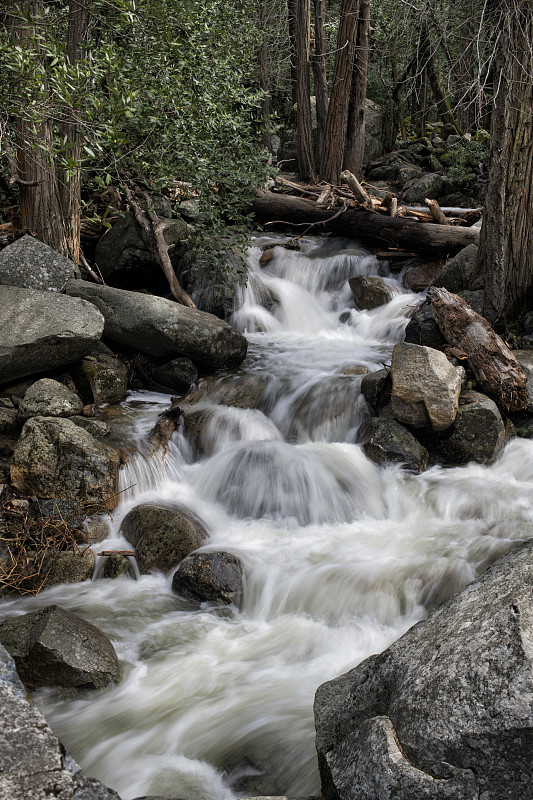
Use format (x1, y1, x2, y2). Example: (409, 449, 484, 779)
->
(2, 235, 533, 800)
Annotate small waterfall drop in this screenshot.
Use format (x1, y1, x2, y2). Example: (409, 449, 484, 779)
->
(2, 235, 532, 800)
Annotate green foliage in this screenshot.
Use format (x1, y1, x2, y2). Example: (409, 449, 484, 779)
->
(443, 137, 490, 190)
(0, 0, 270, 250)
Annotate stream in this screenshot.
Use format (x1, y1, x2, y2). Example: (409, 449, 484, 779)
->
(2, 234, 533, 800)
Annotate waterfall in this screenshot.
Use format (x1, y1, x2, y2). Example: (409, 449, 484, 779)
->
(1, 234, 532, 800)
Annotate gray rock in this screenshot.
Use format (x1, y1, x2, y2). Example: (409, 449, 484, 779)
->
(404, 301, 446, 350)
(433, 244, 478, 293)
(0, 605, 120, 689)
(0, 234, 79, 291)
(396, 164, 424, 188)
(0, 643, 25, 698)
(18, 378, 83, 420)
(9, 550, 97, 594)
(70, 416, 111, 438)
(513, 350, 533, 413)
(362, 99, 385, 165)
(366, 153, 410, 181)
(439, 192, 478, 208)
(94, 212, 188, 286)
(65, 280, 247, 371)
(176, 245, 248, 321)
(403, 173, 444, 203)
(422, 390, 507, 465)
(360, 369, 391, 410)
(120, 504, 209, 574)
(206, 373, 270, 409)
(402, 260, 444, 293)
(172, 551, 244, 608)
(457, 288, 485, 315)
(10, 416, 119, 505)
(176, 199, 200, 221)
(358, 417, 428, 473)
(314, 540, 533, 800)
(71, 354, 128, 405)
(349, 275, 397, 310)
(0, 286, 105, 384)
(391, 342, 464, 430)
(131, 354, 197, 395)
(0, 680, 122, 799)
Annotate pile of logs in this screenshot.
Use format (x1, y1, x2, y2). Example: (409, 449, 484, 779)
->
(253, 172, 482, 256)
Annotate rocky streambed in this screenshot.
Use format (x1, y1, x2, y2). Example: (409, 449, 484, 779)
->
(1, 232, 533, 800)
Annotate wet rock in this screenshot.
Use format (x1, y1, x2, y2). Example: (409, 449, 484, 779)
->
(403, 173, 444, 203)
(314, 540, 533, 800)
(71, 354, 128, 405)
(120, 504, 208, 574)
(65, 280, 248, 371)
(391, 342, 464, 430)
(131, 354, 197, 395)
(0, 670, 122, 798)
(5, 549, 97, 594)
(360, 369, 391, 411)
(0, 286, 105, 385)
(0, 643, 25, 698)
(0, 234, 79, 291)
(208, 374, 270, 409)
(176, 245, 247, 321)
(418, 390, 507, 465)
(433, 244, 478, 293)
(18, 378, 83, 420)
(0, 605, 120, 689)
(172, 551, 244, 608)
(349, 275, 397, 310)
(358, 417, 428, 473)
(103, 554, 131, 579)
(402, 260, 444, 293)
(404, 301, 446, 350)
(10, 417, 119, 506)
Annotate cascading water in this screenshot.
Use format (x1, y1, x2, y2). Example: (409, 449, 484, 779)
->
(2, 234, 533, 800)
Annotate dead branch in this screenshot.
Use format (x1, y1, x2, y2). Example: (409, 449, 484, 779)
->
(425, 198, 451, 225)
(341, 170, 374, 210)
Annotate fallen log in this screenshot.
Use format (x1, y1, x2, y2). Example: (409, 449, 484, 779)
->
(148, 397, 184, 456)
(427, 286, 529, 412)
(425, 198, 451, 226)
(252, 190, 479, 254)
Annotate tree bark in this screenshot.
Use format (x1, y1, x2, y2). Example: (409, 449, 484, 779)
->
(252, 190, 480, 253)
(473, 0, 533, 327)
(428, 286, 529, 412)
(311, 0, 328, 165)
(319, 0, 359, 184)
(344, 0, 370, 178)
(295, 0, 316, 179)
(259, 0, 272, 151)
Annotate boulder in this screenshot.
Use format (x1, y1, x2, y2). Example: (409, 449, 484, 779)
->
(0, 605, 120, 689)
(70, 415, 111, 438)
(391, 342, 464, 430)
(18, 378, 83, 420)
(16, 549, 96, 593)
(404, 301, 446, 350)
(176, 245, 247, 321)
(433, 244, 478, 293)
(360, 369, 391, 411)
(358, 417, 428, 473)
(65, 280, 248, 370)
(71, 353, 129, 405)
(403, 173, 444, 204)
(365, 153, 410, 181)
(207, 373, 270, 409)
(396, 164, 424, 188)
(0, 234, 79, 291)
(439, 192, 478, 208)
(0, 645, 121, 799)
(349, 276, 397, 310)
(456, 288, 485, 315)
(362, 99, 385, 165)
(94, 211, 188, 291)
(402, 260, 444, 293)
(131, 354, 197, 395)
(120, 504, 209, 574)
(419, 390, 506, 465)
(314, 540, 533, 800)
(10, 416, 119, 505)
(0, 286, 104, 384)
(171, 550, 244, 608)
(513, 350, 533, 413)
(0, 401, 19, 456)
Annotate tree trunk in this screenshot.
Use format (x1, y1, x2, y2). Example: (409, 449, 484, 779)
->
(343, 0, 370, 178)
(295, 0, 316, 179)
(319, 0, 359, 184)
(58, 0, 91, 265)
(422, 25, 460, 132)
(311, 0, 328, 165)
(259, 0, 272, 151)
(474, 0, 533, 327)
(287, 0, 298, 106)
(252, 190, 480, 253)
(11, 1, 69, 257)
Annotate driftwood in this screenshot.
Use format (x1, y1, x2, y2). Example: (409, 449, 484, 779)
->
(253, 190, 480, 254)
(125, 186, 195, 308)
(425, 198, 451, 226)
(148, 397, 184, 456)
(427, 286, 529, 412)
(340, 170, 373, 210)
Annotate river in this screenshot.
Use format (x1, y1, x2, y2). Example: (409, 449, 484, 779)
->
(2, 234, 533, 800)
